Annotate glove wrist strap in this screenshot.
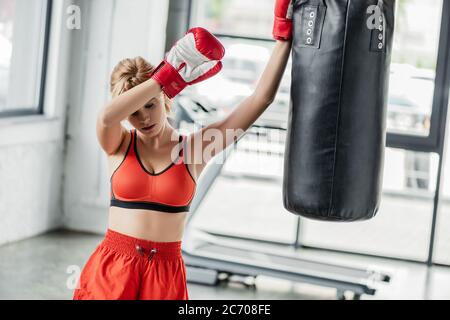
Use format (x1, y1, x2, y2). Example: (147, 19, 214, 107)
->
(273, 17, 293, 40)
(150, 61, 187, 99)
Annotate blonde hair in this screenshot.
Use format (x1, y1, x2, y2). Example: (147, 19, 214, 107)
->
(110, 56, 172, 116)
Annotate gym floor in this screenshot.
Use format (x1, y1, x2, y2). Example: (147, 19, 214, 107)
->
(1, 229, 449, 300)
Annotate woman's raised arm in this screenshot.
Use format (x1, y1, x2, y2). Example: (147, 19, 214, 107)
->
(187, 39, 292, 178)
(186, 0, 294, 179)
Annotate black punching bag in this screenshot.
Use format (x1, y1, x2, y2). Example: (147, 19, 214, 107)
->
(283, 0, 395, 221)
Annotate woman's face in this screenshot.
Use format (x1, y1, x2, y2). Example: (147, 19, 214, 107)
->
(128, 93, 167, 136)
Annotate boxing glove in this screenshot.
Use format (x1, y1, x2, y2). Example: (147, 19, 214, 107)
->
(151, 27, 225, 99)
(273, 0, 294, 41)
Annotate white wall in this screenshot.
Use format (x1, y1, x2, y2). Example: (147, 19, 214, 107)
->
(0, 0, 73, 246)
(62, 0, 169, 232)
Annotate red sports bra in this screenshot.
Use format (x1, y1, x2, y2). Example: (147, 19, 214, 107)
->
(110, 129, 196, 213)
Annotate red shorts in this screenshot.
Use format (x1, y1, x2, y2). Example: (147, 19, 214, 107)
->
(73, 229, 189, 300)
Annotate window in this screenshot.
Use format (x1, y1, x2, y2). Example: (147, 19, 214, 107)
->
(0, 0, 51, 116)
(191, 0, 274, 39)
(182, 37, 291, 129)
(387, 0, 442, 137)
(187, 0, 291, 129)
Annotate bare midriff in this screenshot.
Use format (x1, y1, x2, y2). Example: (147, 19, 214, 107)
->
(108, 206, 188, 242)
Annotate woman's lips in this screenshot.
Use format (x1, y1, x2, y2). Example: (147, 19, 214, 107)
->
(142, 124, 156, 131)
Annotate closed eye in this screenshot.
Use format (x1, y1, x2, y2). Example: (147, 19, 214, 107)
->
(145, 104, 154, 109)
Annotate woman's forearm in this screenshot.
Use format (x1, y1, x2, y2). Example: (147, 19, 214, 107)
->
(187, 39, 293, 175)
(217, 40, 292, 133)
(201, 40, 292, 155)
(99, 79, 162, 126)
(253, 40, 292, 106)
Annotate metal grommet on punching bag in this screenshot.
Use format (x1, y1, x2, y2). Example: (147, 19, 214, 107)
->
(283, 0, 396, 222)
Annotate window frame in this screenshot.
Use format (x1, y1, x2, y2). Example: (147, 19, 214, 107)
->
(387, 0, 450, 153)
(0, 0, 53, 118)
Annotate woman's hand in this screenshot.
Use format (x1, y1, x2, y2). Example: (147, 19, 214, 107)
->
(151, 27, 225, 99)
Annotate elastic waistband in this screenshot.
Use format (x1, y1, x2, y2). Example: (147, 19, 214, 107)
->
(101, 229, 182, 260)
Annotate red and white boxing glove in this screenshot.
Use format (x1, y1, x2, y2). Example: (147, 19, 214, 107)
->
(151, 27, 225, 98)
(273, 0, 294, 41)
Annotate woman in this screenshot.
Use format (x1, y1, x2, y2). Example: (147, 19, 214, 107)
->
(73, 0, 293, 300)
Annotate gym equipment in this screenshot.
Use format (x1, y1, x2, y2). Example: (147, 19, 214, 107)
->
(175, 96, 391, 300)
(283, 0, 396, 221)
